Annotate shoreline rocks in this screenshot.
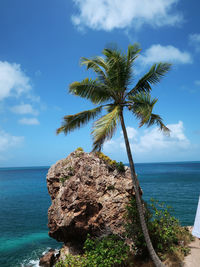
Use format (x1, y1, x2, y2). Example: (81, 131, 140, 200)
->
(39, 249, 59, 267)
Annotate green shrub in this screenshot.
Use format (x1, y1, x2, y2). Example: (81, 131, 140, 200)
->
(56, 235, 129, 267)
(115, 161, 125, 173)
(56, 254, 87, 267)
(96, 152, 125, 173)
(125, 198, 193, 261)
(84, 234, 129, 266)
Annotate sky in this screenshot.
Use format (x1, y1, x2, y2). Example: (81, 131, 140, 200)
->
(0, 0, 200, 167)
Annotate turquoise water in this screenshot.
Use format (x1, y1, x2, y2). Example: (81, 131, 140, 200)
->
(0, 167, 60, 267)
(0, 162, 200, 267)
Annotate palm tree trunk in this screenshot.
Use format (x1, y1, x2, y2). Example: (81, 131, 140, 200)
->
(120, 111, 165, 267)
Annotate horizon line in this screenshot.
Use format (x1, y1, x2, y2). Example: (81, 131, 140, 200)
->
(0, 160, 200, 169)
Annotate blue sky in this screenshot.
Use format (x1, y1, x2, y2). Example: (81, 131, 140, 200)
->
(0, 0, 200, 167)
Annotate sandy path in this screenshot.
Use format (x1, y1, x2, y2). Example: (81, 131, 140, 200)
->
(183, 236, 200, 267)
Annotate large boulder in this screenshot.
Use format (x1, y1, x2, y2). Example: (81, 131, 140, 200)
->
(47, 150, 135, 247)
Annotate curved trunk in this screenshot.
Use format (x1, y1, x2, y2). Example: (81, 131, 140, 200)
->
(120, 112, 165, 267)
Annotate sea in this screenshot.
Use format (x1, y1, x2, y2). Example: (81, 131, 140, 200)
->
(0, 161, 200, 267)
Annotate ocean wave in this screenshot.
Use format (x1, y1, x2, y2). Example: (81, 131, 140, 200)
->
(21, 259, 40, 267)
(20, 247, 59, 267)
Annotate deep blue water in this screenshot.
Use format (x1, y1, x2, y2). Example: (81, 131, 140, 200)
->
(0, 162, 199, 267)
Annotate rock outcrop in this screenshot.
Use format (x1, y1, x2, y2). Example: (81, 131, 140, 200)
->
(39, 249, 59, 267)
(47, 150, 135, 247)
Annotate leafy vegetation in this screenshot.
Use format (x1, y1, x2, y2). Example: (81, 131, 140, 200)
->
(115, 161, 125, 173)
(96, 152, 125, 173)
(125, 198, 193, 262)
(56, 235, 129, 267)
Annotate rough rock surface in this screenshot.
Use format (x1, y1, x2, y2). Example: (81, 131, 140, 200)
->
(39, 249, 58, 267)
(47, 150, 135, 246)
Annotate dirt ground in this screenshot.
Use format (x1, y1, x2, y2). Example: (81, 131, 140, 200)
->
(182, 235, 200, 267)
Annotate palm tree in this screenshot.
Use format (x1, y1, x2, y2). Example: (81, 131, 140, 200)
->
(57, 44, 170, 267)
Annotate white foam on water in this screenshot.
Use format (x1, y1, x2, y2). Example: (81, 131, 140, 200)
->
(20, 247, 60, 267)
(21, 259, 40, 267)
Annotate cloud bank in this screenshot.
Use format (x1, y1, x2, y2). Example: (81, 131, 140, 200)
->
(104, 121, 191, 162)
(72, 0, 182, 31)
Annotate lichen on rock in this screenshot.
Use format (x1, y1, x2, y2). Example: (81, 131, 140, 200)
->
(47, 150, 135, 248)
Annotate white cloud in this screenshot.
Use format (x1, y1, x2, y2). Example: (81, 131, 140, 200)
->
(72, 0, 182, 31)
(18, 118, 40, 125)
(104, 121, 190, 161)
(140, 44, 192, 65)
(10, 103, 39, 116)
(0, 61, 31, 101)
(132, 121, 189, 153)
(0, 130, 24, 152)
(124, 126, 138, 141)
(189, 33, 200, 52)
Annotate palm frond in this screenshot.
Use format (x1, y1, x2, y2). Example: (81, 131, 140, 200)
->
(128, 93, 158, 127)
(94, 56, 109, 71)
(102, 47, 132, 94)
(69, 78, 111, 104)
(127, 43, 141, 63)
(56, 106, 102, 135)
(104, 104, 116, 113)
(127, 62, 171, 96)
(128, 93, 170, 134)
(92, 105, 120, 151)
(147, 113, 170, 134)
(80, 57, 106, 82)
(103, 47, 120, 59)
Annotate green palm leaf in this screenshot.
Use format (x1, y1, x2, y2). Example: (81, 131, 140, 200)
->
(69, 78, 111, 104)
(127, 63, 171, 96)
(80, 57, 107, 82)
(92, 105, 120, 151)
(127, 43, 141, 63)
(56, 106, 102, 135)
(147, 113, 170, 134)
(128, 93, 157, 127)
(128, 93, 170, 133)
